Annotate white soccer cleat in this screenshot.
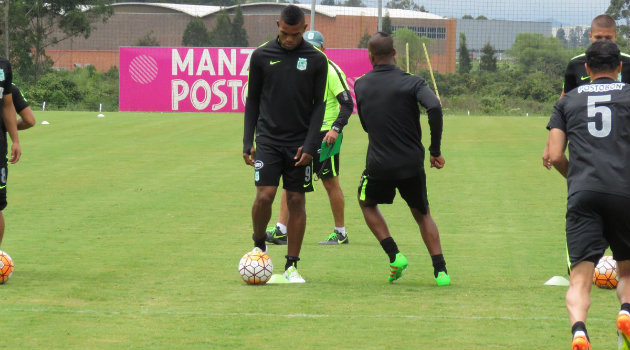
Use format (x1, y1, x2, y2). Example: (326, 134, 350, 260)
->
(284, 266, 306, 283)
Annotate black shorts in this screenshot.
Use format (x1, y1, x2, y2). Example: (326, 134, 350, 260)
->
(254, 143, 313, 192)
(357, 170, 429, 213)
(314, 135, 340, 180)
(0, 163, 7, 211)
(566, 190, 630, 267)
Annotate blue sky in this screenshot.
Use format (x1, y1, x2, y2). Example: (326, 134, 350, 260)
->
(352, 0, 611, 25)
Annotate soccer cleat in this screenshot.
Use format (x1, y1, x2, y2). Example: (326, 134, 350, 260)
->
(619, 330, 630, 350)
(388, 253, 408, 282)
(283, 266, 306, 283)
(318, 230, 349, 245)
(265, 226, 287, 245)
(571, 335, 591, 350)
(435, 271, 451, 286)
(618, 312, 630, 349)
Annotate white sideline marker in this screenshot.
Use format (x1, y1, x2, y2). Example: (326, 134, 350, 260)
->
(41, 121, 50, 125)
(544, 276, 569, 286)
(97, 113, 105, 118)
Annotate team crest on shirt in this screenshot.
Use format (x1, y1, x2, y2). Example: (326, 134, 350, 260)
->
(297, 58, 307, 71)
(0, 69, 5, 81)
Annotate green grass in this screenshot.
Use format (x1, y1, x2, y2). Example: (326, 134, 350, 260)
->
(0, 111, 620, 349)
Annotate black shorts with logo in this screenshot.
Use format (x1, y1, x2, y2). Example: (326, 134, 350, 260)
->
(566, 190, 630, 267)
(357, 170, 429, 213)
(254, 143, 313, 192)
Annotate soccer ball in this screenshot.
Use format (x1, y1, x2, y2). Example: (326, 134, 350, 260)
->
(593, 255, 617, 289)
(0, 250, 14, 284)
(238, 250, 273, 285)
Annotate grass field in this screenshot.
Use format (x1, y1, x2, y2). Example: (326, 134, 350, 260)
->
(0, 111, 621, 349)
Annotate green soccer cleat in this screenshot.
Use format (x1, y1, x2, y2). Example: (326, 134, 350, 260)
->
(265, 226, 287, 245)
(618, 331, 630, 350)
(435, 271, 451, 286)
(318, 230, 349, 245)
(388, 253, 408, 282)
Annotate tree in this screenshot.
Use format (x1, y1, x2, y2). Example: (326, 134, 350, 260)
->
(7, 0, 113, 82)
(479, 42, 497, 72)
(382, 11, 392, 35)
(358, 31, 370, 48)
(476, 15, 488, 20)
(135, 31, 160, 46)
(343, 0, 365, 6)
(568, 27, 583, 48)
(209, 10, 233, 46)
(507, 33, 570, 76)
(182, 19, 211, 47)
(462, 14, 474, 19)
(458, 32, 471, 74)
(231, 5, 248, 46)
(321, 0, 336, 4)
(386, 0, 421, 11)
(556, 28, 567, 48)
(419, 5, 427, 12)
(581, 28, 590, 47)
(392, 28, 433, 73)
(607, 0, 630, 51)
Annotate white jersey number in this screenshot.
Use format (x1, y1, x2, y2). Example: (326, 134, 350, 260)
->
(587, 95, 612, 138)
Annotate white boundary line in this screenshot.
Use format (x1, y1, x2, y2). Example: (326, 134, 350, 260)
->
(1, 308, 614, 323)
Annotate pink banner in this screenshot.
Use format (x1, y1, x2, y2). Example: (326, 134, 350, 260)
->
(119, 47, 372, 113)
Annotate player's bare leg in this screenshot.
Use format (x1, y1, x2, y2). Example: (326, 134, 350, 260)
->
(358, 201, 390, 241)
(251, 186, 278, 243)
(410, 207, 442, 255)
(0, 212, 4, 248)
(566, 261, 593, 350)
(322, 177, 344, 228)
(278, 190, 289, 225)
(285, 190, 306, 257)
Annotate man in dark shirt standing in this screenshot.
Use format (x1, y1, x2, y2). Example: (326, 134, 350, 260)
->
(0, 84, 34, 248)
(242, 5, 328, 283)
(0, 54, 22, 248)
(546, 41, 630, 350)
(354, 32, 449, 286)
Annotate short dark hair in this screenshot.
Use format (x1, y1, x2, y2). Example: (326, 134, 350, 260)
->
(368, 32, 394, 58)
(281, 5, 305, 26)
(586, 40, 620, 73)
(592, 14, 616, 30)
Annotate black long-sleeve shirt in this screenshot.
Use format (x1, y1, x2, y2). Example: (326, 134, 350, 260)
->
(243, 38, 328, 156)
(354, 64, 443, 180)
(563, 52, 630, 94)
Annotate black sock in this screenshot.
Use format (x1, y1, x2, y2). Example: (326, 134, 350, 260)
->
(571, 321, 589, 341)
(252, 233, 266, 251)
(431, 254, 447, 277)
(285, 255, 300, 271)
(380, 237, 399, 263)
(621, 303, 630, 314)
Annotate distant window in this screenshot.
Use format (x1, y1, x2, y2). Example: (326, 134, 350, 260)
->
(392, 25, 446, 39)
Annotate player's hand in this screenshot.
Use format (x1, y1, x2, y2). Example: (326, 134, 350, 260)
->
(243, 147, 255, 166)
(9, 142, 20, 164)
(430, 155, 444, 169)
(323, 130, 339, 146)
(542, 144, 552, 169)
(294, 147, 312, 166)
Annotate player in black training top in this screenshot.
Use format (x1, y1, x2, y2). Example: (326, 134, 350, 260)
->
(562, 15, 630, 96)
(546, 41, 630, 350)
(242, 5, 328, 283)
(353, 32, 450, 286)
(0, 55, 21, 248)
(0, 84, 35, 248)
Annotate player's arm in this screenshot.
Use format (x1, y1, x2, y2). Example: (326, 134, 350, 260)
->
(547, 128, 568, 178)
(561, 61, 577, 97)
(2, 65, 19, 164)
(17, 106, 35, 130)
(296, 56, 328, 166)
(416, 78, 444, 169)
(243, 51, 263, 166)
(323, 72, 353, 145)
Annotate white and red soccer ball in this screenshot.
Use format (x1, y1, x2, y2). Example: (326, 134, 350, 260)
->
(593, 255, 617, 289)
(0, 250, 14, 284)
(239, 250, 273, 285)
